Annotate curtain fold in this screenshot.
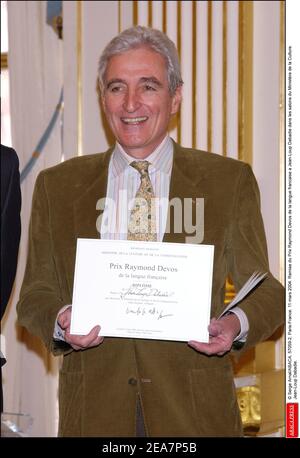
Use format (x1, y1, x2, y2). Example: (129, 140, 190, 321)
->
(3, 0, 63, 436)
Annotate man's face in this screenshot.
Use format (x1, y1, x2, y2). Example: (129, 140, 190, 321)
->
(101, 47, 182, 158)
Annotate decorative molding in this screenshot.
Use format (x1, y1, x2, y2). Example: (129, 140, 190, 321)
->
(279, 0, 285, 286)
(133, 1, 138, 26)
(177, 0, 181, 145)
(222, 1, 227, 156)
(235, 368, 284, 435)
(224, 277, 235, 304)
(148, 0, 152, 27)
(237, 385, 261, 434)
(192, 1, 197, 149)
(77, 1, 82, 156)
(238, 1, 253, 165)
(162, 0, 166, 33)
(207, 1, 212, 152)
(1, 52, 8, 69)
(118, 0, 121, 32)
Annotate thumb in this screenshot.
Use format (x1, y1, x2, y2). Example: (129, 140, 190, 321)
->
(208, 320, 222, 337)
(58, 311, 70, 329)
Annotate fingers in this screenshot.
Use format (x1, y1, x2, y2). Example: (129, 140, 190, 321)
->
(188, 326, 233, 355)
(58, 306, 72, 329)
(188, 339, 228, 356)
(88, 327, 105, 347)
(65, 325, 104, 351)
(187, 315, 236, 355)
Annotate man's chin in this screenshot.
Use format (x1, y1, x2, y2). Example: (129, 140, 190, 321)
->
(119, 142, 153, 158)
(118, 139, 147, 151)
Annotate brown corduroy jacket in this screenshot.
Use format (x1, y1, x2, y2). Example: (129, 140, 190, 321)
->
(17, 142, 284, 437)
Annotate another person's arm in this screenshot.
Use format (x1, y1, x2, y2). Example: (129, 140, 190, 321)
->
(1, 147, 21, 319)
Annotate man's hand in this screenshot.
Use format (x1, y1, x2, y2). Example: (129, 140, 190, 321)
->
(188, 314, 241, 356)
(58, 306, 104, 351)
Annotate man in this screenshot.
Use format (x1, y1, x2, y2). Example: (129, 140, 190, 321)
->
(1, 145, 21, 412)
(17, 26, 284, 437)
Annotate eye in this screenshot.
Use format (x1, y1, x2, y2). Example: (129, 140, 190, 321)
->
(143, 84, 156, 91)
(109, 85, 125, 93)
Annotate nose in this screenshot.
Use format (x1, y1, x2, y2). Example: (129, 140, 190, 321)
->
(123, 88, 141, 113)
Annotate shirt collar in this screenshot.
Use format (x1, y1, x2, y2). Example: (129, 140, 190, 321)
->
(111, 135, 173, 177)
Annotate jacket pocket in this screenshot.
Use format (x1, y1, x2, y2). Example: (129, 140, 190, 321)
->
(58, 371, 83, 437)
(189, 365, 243, 437)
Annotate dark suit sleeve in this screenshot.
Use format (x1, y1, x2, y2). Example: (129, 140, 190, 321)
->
(1, 147, 21, 319)
(227, 164, 284, 351)
(17, 172, 71, 355)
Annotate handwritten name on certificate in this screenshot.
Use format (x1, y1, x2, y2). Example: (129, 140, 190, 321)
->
(70, 239, 214, 342)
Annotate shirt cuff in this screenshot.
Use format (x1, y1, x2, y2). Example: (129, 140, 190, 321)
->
(229, 307, 249, 342)
(53, 304, 71, 341)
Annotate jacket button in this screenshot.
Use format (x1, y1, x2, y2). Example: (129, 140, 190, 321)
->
(128, 377, 137, 386)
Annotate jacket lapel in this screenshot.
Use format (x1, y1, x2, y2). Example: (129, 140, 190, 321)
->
(163, 142, 207, 244)
(73, 148, 113, 240)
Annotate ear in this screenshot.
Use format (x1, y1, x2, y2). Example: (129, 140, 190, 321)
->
(170, 85, 182, 115)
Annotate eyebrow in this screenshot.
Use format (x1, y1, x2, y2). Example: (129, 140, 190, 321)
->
(139, 77, 163, 87)
(106, 76, 163, 90)
(106, 78, 126, 90)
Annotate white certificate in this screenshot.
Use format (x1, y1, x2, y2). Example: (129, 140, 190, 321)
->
(70, 239, 214, 342)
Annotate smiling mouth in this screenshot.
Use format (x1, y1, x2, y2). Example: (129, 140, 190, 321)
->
(121, 116, 148, 125)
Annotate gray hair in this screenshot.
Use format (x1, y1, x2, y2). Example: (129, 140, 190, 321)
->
(98, 26, 183, 95)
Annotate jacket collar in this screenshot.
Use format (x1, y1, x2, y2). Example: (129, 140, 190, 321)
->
(73, 141, 207, 243)
(73, 147, 113, 240)
(163, 141, 206, 243)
